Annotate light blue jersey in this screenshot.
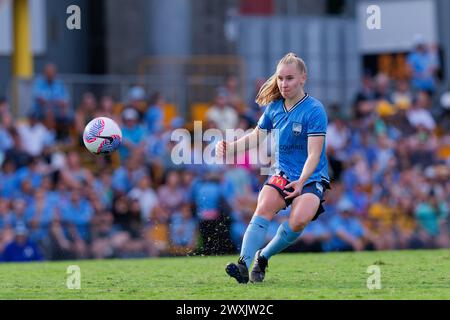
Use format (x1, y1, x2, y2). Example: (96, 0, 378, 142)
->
(257, 93, 329, 186)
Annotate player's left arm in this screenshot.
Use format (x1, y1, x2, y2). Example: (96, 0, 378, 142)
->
(284, 136, 324, 199)
(299, 135, 324, 183)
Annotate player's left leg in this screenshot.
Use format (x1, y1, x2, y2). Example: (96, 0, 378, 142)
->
(251, 193, 320, 282)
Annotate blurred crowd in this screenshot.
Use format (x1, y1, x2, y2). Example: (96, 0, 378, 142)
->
(1, 40, 449, 262)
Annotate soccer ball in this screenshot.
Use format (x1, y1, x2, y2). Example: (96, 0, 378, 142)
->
(83, 117, 122, 155)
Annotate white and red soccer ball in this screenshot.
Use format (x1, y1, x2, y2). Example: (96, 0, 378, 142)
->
(83, 117, 122, 155)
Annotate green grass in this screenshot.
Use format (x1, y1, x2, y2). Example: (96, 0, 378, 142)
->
(0, 249, 449, 299)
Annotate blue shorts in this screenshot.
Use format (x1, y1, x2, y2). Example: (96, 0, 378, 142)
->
(264, 171, 330, 221)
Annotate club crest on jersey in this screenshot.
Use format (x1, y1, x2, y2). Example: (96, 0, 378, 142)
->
(292, 122, 302, 135)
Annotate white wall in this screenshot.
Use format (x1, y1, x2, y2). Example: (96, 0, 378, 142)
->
(0, 0, 47, 55)
(237, 16, 361, 110)
(357, 0, 438, 53)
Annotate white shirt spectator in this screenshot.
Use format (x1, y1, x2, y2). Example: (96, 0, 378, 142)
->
(326, 121, 350, 151)
(406, 108, 436, 131)
(206, 105, 238, 131)
(17, 120, 54, 156)
(128, 186, 159, 222)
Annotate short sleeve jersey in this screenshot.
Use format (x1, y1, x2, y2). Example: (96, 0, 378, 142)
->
(257, 94, 329, 185)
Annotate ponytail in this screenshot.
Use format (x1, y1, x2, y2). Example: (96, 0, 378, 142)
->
(255, 73, 282, 106)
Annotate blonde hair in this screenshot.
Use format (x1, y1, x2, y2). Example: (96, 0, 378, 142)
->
(255, 52, 307, 106)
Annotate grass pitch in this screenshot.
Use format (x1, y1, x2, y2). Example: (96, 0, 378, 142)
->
(0, 249, 449, 300)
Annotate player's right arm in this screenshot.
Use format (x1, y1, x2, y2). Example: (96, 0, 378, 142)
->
(215, 126, 262, 157)
(216, 102, 273, 158)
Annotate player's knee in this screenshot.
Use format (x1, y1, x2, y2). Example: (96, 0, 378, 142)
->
(254, 204, 276, 220)
(290, 220, 308, 232)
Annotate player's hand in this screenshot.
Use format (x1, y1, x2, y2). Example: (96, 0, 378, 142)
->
(284, 180, 304, 200)
(215, 140, 229, 158)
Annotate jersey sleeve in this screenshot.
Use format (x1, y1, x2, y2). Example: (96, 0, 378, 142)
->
(257, 104, 273, 131)
(307, 105, 327, 137)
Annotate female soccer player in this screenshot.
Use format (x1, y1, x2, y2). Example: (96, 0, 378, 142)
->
(216, 52, 330, 283)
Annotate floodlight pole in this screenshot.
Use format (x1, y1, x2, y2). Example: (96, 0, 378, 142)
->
(12, 0, 33, 117)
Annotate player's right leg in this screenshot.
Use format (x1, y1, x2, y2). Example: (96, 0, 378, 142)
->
(251, 193, 321, 282)
(226, 185, 286, 284)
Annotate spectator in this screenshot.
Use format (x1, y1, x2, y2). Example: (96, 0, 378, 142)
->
(0, 97, 9, 117)
(169, 202, 198, 255)
(345, 181, 370, 217)
(414, 190, 449, 248)
(327, 115, 351, 156)
(74, 92, 98, 143)
(354, 71, 377, 103)
(118, 107, 146, 162)
(144, 92, 165, 134)
(111, 154, 147, 195)
(16, 156, 48, 190)
(190, 170, 234, 255)
(224, 75, 246, 114)
(90, 210, 130, 259)
(92, 171, 114, 210)
(16, 179, 34, 205)
(391, 79, 413, 111)
(157, 170, 185, 215)
(126, 86, 147, 119)
(110, 197, 146, 257)
(60, 151, 94, 189)
(0, 198, 14, 253)
(127, 175, 159, 224)
(16, 112, 55, 157)
(112, 195, 133, 232)
(60, 187, 93, 244)
(406, 34, 440, 95)
(31, 63, 70, 129)
(406, 91, 436, 131)
(373, 134, 395, 173)
(222, 164, 254, 203)
(2, 224, 43, 262)
(49, 210, 78, 260)
(145, 123, 168, 160)
(24, 188, 55, 251)
(144, 204, 170, 256)
(392, 197, 417, 249)
(95, 95, 119, 123)
(366, 193, 396, 250)
(3, 127, 32, 169)
(326, 115, 351, 180)
(1, 161, 19, 200)
(323, 198, 368, 252)
(180, 168, 195, 196)
(146, 118, 183, 183)
(408, 126, 438, 168)
(125, 198, 145, 239)
(9, 199, 27, 229)
(40, 174, 58, 208)
(206, 87, 238, 132)
(0, 98, 13, 159)
(374, 73, 391, 101)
